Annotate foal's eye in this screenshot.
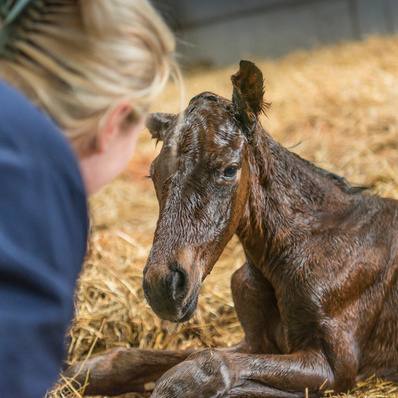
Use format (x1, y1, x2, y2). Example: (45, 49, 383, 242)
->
(222, 166, 238, 181)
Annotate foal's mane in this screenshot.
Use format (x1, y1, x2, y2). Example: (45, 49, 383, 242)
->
(292, 153, 369, 195)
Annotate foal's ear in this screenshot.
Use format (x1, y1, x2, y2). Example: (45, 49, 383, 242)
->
(146, 113, 175, 142)
(231, 61, 270, 136)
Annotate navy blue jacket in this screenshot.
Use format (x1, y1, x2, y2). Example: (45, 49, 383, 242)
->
(0, 80, 88, 397)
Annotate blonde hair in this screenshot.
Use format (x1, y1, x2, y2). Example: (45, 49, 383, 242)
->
(0, 0, 180, 153)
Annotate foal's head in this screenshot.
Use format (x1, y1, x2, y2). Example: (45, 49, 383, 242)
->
(143, 61, 269, 322)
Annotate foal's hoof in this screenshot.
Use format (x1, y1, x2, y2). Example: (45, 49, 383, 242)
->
(63, 357, 99, 394)
(152, 349, 233, 398)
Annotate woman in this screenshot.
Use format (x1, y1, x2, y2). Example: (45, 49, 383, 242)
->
(0, 1, 179, 397)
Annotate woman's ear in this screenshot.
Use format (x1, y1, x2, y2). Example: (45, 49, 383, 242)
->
(96, 100, 134, 153)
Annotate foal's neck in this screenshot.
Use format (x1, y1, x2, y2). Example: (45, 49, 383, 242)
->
(237, 130, 353, 273)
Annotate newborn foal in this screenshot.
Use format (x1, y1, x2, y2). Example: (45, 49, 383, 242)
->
(67, 61, 398, 398)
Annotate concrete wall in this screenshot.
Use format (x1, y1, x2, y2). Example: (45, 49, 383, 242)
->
(153, 0, 398, 66)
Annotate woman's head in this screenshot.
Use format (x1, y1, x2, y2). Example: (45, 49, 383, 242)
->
(0, 0, 179, 155)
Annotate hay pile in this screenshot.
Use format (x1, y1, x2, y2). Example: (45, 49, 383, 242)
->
(50, 35, 398, 398)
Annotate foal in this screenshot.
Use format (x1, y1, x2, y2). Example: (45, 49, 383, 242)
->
(66, 61, 398, 397)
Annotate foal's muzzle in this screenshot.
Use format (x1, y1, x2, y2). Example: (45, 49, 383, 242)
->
(143, 262, 198, 322)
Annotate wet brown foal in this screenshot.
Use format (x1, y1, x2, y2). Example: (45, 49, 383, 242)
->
(66, 61, 398, 397)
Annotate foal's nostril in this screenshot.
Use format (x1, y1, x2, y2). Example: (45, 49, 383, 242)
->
(167, 264, 189, 301)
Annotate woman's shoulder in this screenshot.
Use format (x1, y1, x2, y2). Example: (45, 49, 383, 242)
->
(0, 80, 72, 155)
(0, 78, 88, 245)
(0, 78, 88, 280)
(0, 79, 86, 194)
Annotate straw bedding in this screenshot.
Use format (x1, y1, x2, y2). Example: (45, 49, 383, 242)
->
(49, 35, 398, 398)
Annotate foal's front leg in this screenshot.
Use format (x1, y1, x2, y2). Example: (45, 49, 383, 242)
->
(64, 347, 195, 396)
(231, 261, 285, 354)
(150, 349, 334, 398)
(64, 344, 246, 396)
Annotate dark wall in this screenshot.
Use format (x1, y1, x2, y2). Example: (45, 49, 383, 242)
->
(153, 0, 398, 66)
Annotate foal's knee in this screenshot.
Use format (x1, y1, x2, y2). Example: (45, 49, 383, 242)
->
(332, 366, 358, 392)
(231, 262, 270, 298)
(231, 264, 247, 298)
